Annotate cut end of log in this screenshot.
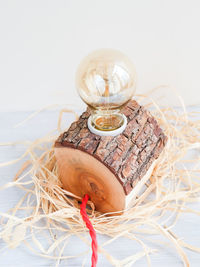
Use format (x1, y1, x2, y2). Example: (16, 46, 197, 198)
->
(54, 100, 167, 214)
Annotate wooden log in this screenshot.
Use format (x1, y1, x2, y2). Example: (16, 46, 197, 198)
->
(54, 100, 167, 214)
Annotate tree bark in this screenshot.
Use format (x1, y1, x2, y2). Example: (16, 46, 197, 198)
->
(54, 100, 167, 213)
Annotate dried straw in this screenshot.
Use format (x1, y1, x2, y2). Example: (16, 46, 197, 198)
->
(0, 89, 200, 266)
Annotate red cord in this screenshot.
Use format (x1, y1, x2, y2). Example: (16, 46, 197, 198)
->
(80, 194, 98, 267)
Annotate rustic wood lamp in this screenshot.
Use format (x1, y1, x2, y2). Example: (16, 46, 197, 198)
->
(54, 49, 167, 214)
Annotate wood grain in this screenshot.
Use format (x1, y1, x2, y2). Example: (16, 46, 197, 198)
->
(55, 100, 167, 198)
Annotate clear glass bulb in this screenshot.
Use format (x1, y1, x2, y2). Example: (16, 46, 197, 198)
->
(76, 49, 136, 131)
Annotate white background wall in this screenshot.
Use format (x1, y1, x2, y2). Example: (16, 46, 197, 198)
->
(0, 0, 200, 111)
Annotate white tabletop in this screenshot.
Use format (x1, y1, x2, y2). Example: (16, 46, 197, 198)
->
(0, 109, 200, 267)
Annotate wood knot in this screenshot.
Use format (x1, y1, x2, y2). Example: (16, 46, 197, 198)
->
(90, 182, 99, 194)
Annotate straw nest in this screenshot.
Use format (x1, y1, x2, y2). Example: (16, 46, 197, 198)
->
(0, 88, 200, 266)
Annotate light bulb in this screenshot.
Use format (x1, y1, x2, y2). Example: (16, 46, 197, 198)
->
(76, 49, 136, 135)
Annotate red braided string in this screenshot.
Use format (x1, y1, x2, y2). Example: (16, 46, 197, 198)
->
(80, 194, 98, 267)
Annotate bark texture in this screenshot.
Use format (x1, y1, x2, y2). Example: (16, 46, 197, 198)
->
(55, 100, 167, 195)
